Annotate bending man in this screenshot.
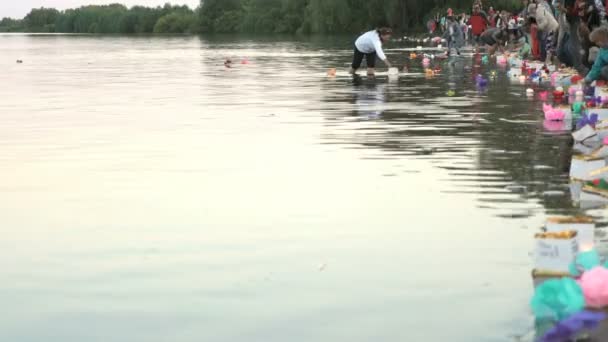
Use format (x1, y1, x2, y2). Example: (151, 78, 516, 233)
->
(350, 28, 393, 76)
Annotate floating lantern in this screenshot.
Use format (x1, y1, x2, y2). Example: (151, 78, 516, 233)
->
(543, 103, 566, 121)
(476, 74, 488, 88)
(573, 101, 585, 115)
(576, 90, 585, 102)
(554, 89, 565, 100)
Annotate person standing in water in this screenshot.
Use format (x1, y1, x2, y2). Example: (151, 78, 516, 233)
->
(349, 28, 393, 76)
(444, 16, 464, 56)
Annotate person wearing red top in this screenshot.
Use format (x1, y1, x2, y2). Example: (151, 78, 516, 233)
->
(488, 6, 497, 27)
(468, 5, 489, 45)
(530, 22, 540, 59)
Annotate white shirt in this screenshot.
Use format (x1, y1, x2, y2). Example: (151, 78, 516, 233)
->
(355, 30, 387, 61)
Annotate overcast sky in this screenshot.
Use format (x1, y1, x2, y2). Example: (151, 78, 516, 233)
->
(1, 0, 200, 19)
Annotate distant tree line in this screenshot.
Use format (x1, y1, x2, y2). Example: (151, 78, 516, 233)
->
(0, 0, 523, 34)
(0, 4, 197, 34)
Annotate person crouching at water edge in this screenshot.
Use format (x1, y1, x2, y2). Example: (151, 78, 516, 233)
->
(480, 27, 509, 56)
(585, 27, 608, 84)
(349, 27, 393, 76)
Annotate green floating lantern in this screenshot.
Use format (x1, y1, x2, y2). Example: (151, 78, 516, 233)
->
(572, 102, 585, 115)
(531, 278, 585, 320)
(569, 250, 601, 276)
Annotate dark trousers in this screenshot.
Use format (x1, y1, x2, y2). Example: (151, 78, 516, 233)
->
(351, 47, 376, 69)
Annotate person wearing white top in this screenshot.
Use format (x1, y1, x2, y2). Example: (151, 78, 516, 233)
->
(349, 28, 393, 76)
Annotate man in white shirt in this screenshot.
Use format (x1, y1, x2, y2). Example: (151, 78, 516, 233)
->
(349, 28, 393, 76)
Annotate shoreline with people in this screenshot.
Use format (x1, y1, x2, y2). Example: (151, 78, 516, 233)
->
(348, 0, 608, 85)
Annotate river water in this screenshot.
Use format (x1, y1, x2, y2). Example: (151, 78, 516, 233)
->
(0, 34, 602, 341)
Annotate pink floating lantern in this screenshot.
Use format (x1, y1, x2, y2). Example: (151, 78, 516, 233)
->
(579, 267, 608, 309)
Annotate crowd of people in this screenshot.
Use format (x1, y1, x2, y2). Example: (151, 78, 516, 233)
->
(348, 0, 608, 81)
(429, 0, 608, 78)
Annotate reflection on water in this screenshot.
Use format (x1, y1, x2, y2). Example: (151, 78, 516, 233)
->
(0, 34, 603, 342)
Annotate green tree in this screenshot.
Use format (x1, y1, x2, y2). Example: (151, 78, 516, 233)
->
(154, 12, 197, 33)
(0, 18, 25, 32)
(199, 0, 243, 32)
(24, 7, 59, 32)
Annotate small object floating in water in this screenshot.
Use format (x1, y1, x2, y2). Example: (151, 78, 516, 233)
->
(576, 113, 599, 129)
(437, 44, 442, 49)
(572, 124, 599, 143)
(543, 103, 566, 121)
(422, 57, 430, 66)
(388, 67, 399, 76)
(224, 58, 232, 68)
(16, 60, 23, 64)
(571, 74, 584, 84)
(327, 68, 336, 77)
(481, 55, 489, 64)
(446, 90, 456, 96)
(576, 90, 585, 101)
(475, 74, 488, 88)
(543, 190, 565, 197)
(572, 101, 585, 115)
(505, 185, 527, 193)
(241, 58, 250, 65)
(554, 87, 565, 100)
(526, 88, 534, 96)
(425, 68, 435, 77)
(490, 70, 497, 78)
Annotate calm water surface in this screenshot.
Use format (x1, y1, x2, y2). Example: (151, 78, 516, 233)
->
(0, 34, 602, 341)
